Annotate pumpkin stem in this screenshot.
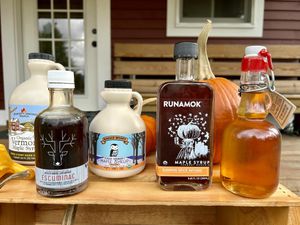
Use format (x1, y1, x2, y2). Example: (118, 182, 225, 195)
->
(196, 20, 215, 80)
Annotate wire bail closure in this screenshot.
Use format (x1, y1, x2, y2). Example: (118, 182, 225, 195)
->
(239, 49, 276, 94)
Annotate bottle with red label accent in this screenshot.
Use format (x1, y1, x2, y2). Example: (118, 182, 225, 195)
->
(220, 46, 281, 198)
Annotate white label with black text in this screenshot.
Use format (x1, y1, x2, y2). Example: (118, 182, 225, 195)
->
(35, 163, 88, 189)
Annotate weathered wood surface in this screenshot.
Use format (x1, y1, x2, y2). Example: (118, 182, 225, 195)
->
(0, 138, 299, 206)
(114, 44, 300, 59)
(0, 136, 300, 225)
(114, 61, 300, 77)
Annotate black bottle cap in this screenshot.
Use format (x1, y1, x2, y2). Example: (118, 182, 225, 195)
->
(105, 80, 132, 89)
(28, 52, 55, 62)
(174, 42, 198, 60)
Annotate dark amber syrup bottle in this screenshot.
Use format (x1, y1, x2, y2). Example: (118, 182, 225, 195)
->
(34, 70, 88, 197)
(156, 42, 214, 191)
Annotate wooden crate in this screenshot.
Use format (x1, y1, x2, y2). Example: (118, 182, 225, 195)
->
(0, 154, 299, 225)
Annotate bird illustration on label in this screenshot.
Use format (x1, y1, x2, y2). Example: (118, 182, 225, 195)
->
(167, 112, 209, 160)
(40, 130, 77, 166)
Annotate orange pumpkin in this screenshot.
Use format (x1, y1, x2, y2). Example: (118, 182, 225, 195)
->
(197, 21, 240, 164)
(141, 115, 156, 155)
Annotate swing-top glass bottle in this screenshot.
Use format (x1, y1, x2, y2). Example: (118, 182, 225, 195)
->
(221, 46, 281, 198)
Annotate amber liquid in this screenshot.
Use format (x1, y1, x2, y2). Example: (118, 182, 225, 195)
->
(221, 92, 281, 198)
(157, 81, 214, 191)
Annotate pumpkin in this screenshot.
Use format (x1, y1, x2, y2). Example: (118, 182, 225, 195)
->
(141, 114, 156, 155)
(196, 21, 240, 164)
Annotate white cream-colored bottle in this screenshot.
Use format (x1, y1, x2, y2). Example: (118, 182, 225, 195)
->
(8, 53, 64, 165)
(89, 80, 146, 178)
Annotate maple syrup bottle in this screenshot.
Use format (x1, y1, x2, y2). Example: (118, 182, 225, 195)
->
(221, 46, 281, 198)
(156, 42, 214, 191)
(34, 70, 88, 197)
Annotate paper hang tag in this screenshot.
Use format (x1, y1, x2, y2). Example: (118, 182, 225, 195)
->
(268, 91, 296, 129)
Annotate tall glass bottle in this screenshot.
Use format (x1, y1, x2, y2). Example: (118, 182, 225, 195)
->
(156, 42, 214, 191)
(34, 70, 88, 197)
(221, 46, 281, 198)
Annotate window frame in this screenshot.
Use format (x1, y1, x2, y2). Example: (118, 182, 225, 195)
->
(166, 0, 265, 37)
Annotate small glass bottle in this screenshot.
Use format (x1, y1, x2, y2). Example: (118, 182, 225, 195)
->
(221, 46, 281, 198)
(156, 42, 214, 191)
(34, 70, 88, 197)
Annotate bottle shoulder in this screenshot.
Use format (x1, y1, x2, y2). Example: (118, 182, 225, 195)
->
(37, 106, 86, 121)
(158, 81, 213, 99)
(224, 118, 281, 138)
(89, 107, 145, 134)
(10, 79, 49, 105)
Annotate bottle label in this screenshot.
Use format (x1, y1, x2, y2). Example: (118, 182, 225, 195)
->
(35, 122, 89, 190)
(89, 132, 146, 171)
(8, 104, 47, 161)
(268, 91, 296, 129)
(157, 97, 213, 177)
(35, 163, 88, 189)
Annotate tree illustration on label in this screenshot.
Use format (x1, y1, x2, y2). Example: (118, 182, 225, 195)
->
(40, 131, 77, 166)
(167, 113, 209, 160)
(91, 133, 100, 164)
(131, 132, 145, 165)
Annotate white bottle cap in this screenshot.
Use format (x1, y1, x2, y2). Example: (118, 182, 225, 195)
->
(48, 70, 75, 89)
(245, 45, 267, 57)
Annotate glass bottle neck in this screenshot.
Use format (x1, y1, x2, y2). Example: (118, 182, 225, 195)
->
(176, 58, 195, 81)
(49, 88, 74, 107)
(237, 92, 269, 119)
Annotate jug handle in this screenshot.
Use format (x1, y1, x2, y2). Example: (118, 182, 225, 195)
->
(132, 91, 143, 115)
(54, 63, 65, 70)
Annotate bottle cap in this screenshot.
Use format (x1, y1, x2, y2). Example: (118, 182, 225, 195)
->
(245, 46, 267, 57)
(48, 70, 75, 89)
(105, 80, 132, 89)
(174, 42, 198, 59)
(28, 52, 55, 62)
(241, 45, 268, 72)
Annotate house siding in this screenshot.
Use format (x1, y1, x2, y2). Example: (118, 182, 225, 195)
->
(0, 16, 4, 110)
(111, 0, 300, 44)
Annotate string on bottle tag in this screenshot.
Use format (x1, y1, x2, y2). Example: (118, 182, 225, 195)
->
(259, 49, 276, 92)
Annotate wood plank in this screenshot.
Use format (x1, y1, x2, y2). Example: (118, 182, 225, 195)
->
(114, 61, 300, 77)
(112, 0, 166, 10)
(36, 205, 216, 225)
(132, 80, 300, 96)
(264, 21, 300, 31)
(288, 207, 300, 225)
(265, 2, 300, 11)
(216, 206, 290, 225)
(264, 30, 300, 40)
(112, 19, 165, 29)
(114, 43, 300, 59)
(0, 166, 298, 206)
(0, 204, 35, 225)
(264, 11, 300, 21)
(111, 9, 166, 20)
(112, 29, 166, 39)
(114, 43, 173, 58)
